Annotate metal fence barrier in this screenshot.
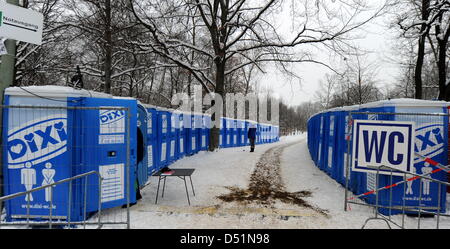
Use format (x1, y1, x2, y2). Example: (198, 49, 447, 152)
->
(0, 105, 131, 229)
(0, 171, 104, 229)
(344, 111, 450, 229)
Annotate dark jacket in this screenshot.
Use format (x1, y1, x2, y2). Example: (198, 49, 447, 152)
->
(248, 127, 257, 139)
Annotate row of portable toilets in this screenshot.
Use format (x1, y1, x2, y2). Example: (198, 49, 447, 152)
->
(142, 105, 280, 186)
(307, 99, 449, 215)
(1, 86, 279, 222)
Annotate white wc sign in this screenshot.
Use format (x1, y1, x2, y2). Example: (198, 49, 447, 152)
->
(352, 120, 415, 176)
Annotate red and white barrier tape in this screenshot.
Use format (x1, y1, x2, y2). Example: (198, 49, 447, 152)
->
(347, 154, 449, 201)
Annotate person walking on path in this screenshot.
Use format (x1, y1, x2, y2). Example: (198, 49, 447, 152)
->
(248, 123, 257, 152)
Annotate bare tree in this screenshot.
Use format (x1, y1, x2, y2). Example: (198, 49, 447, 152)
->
(394, 0, 449, 100)
(130, 0, 391, 150)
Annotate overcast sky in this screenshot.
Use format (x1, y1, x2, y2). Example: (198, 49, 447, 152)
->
(256, 1, 401, 107)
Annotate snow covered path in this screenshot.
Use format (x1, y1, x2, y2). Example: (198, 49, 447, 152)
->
(98, 134, 450, 229)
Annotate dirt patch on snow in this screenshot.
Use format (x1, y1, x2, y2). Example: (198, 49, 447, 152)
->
(217, 142, 329, 217)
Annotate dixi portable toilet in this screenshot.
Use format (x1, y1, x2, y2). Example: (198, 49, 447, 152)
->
(274, 125, 280, 142)
(168, 111, 178, 163)
(243, 120, 249, 146)
(219, 117, 225, 148)
(262, 124, 267, 143)
(2, 86, 138, 222)
(326, 112, 336, 177)
(200, 115, 210, 151)
(177, 112, 187, 159)
(231, 120, 238, 147)
(237, 120, 245, 146)
(358, 99, 448, 215)
(186, 113, 197, 155)
(144, 105, 158, 176)
(257, 123, 263, 145)
(157, 109, 170, 168)
(136, 103, 149, 188)
(307, 99, 450, 215)
(224, 118, 232, 148)
(193, 113, 203, 153)
(171, 111, 183, 160)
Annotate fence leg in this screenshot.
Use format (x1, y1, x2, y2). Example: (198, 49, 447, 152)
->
(49, 187, 53, 229)
(84, 177, 88, 229)
(68, 181, 72, 229)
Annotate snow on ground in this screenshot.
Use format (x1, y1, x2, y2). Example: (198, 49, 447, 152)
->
(97, 134, 450, 229)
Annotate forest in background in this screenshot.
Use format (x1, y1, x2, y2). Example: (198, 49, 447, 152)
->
(2, 0, 448, 138)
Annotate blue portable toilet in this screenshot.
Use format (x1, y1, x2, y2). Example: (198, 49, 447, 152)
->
(274, 125, 278, 142)
(259, 124, 264, 144)
(256, 123, 261, 145)
(177, 112, 187, 158)
(275, 125, 280, 142)
(191, 113, 200, 154)
(236, 120, 245, 146)
(186, 113, 198, 155)
(194, 113, 203, 152)
(243, 120, 250, 146)
(224, 118, 232, 148)
(326, 111, 337, 177)
(333, 109, 347, 185)
(308, 99, 450, 215)
(168, 110, 178, 163)
(353, 104, 396, 201)
(317, 114, 326, 171)
(219, 117, 225, 148)
(136, 103, 149, 188)
(157, 109, 170, 169)
(196, 114, 205, 151)
(320, 113, 330, 172)
(267, 125, 272, 143)
(263, 125, 268, 143)
(171, 111, 183, 160)
(144, 105, 158, 176)
(2, 86, 137, 222)
(200, 114, 210, 151)
(231, 119, 238, 147)
(358, 99, 448, 215)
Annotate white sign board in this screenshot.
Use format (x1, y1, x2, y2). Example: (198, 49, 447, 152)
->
(0, 2, 43, 45)
(352, 120, 415, 176)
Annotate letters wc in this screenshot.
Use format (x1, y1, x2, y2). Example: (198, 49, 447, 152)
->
(2, 86, 142, 222)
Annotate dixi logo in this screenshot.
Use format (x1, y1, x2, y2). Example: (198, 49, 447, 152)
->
(100, 110, 125, 125)
(7, 117, 68, 168)
(414, 124, 445, 160)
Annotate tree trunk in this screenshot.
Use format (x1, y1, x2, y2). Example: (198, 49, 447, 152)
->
(104, 0, 112, 94)
(209, 60, 225, 151)
(414, 0, 430, 100)
(436, 15, 450, 101)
